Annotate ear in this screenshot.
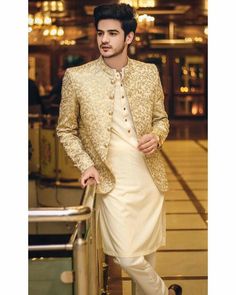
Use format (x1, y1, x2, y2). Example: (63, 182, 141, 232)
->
(125, 31, 134, 45)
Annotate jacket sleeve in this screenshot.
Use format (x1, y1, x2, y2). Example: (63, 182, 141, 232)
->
(56, 69, 94, 173)
(150, 64, 170, 147)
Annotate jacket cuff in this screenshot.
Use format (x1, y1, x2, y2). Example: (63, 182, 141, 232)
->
(76, 159, 94, 174)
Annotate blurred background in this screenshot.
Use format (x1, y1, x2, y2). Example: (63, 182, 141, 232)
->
(28, 1, 208, 295)
(28, 0, 207, 138)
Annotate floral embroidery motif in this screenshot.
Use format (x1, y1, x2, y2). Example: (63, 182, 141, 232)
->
(57, 56, 169, 193)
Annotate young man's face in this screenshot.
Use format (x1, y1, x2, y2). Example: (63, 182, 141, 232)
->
(97, 19, 133, 58)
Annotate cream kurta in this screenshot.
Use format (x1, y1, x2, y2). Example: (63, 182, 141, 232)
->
(97, 69, 166, 257)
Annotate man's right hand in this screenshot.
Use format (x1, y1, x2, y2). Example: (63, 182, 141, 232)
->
(80, 166, 100, 188)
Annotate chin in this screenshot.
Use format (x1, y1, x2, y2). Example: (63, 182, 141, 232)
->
(101, 52, 115, 58)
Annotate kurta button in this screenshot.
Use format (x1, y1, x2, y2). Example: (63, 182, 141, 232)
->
(128, 130, 131, 133)
(122, 95, 124, 98)
(107, 127, 111, 131)
(111, 79, 115, 84)
(109, 111, 113, 115)
(109, 95, 114, 99)
(123, 107, 126, 110)
(104, 143, 108, 148)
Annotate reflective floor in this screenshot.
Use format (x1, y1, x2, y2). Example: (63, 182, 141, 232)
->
(107, 140, 208, 295)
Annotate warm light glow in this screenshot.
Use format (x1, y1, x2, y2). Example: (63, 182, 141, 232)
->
(190, 68, 196, 78)
(60, 39, 76, 46)
(51, 1, 57, 11)
(204, 27, 208, 35)
(119, 0, 156, 8)
(194, 37, 203, 42)
(120, 0, 139, 8)
(191, 103, 198, 115)
(28, 27, 33, 33)
(135, 36, 141, 42)
(42, 1, 49, 12)
(50, 26, 57, 36)
(42, 26, 65, 38)
(199, 105, 204, 114)
(138, 14, 155, 29)
(180, 87, 189, 93)
(185, 37, 193, 42)
(43, 29, 50, 36)
(175, 58, 180, 64)
(34, 12, 44, 26)
(28, 14, 34, 26)
(138, 0, 155, 7)
(138, 14, 155, 23)
(42, 1, 64, 12)
(57, 27, 64, 36)
(182, 69, 188, 75)
(57, 1, 64, 12)
(43, 14, 52, 25)
(161, 56, 166, 64)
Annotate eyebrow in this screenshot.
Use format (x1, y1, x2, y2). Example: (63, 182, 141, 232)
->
(97, 29, 120, 33)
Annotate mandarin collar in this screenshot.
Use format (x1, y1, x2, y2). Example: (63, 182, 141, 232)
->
(98, 55, 131, 79)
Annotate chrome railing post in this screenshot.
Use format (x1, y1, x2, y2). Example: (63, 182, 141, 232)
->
(89, 209, 98, 295)
(28, 182, 106, 295)
(73, 230, 89, 295)
(81, 180, 100, 295)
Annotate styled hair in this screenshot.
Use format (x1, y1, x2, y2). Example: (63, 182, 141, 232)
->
(93, 3, 137, 37)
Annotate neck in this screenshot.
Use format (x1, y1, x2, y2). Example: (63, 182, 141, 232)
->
(103, 51, 128, 72)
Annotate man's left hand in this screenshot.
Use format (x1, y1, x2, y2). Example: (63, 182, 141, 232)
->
(137, 134, 160, 155)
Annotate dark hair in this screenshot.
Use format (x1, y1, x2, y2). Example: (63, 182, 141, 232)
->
(93, 3, 137, 37)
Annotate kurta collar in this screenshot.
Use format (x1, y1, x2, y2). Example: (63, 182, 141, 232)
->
(98, 55, 131, 79)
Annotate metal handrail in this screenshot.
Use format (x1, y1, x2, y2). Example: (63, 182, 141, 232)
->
(29, 223, 79, 252)
(80, 180, 97, 210)
(28, 206, 91, 223)
(28, 183, 100, 295)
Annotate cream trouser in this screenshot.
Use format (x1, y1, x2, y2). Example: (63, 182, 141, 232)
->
(114, 252, 168, 295)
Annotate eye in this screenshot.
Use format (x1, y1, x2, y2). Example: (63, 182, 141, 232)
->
(110, 32, 117, 36)
(97, 31, 103, 37)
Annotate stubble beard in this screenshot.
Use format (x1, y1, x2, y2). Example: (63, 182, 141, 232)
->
(100, 42, 127, 59)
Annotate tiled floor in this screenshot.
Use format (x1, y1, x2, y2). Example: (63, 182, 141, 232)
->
(107, 140, 208, 295)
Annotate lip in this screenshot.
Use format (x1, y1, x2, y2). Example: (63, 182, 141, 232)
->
(101, 46, 111, 49)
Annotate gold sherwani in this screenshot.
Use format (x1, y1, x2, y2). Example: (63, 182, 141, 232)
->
(56, 56, 169, 194)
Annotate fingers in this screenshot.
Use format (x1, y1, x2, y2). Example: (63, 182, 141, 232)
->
(138, 134, 159, 154)
(141, 146, 156, 155)
(86, 178, 97, 186)
(81, 167, 100, 188)
(138, 139, 156, 151)
(81, 175, 89, 188)
(138, 134, 152, 146)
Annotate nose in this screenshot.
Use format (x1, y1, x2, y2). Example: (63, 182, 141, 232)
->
(101, 33, 109, 44)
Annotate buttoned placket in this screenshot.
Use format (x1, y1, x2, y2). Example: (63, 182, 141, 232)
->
(114, 70, 133, 137)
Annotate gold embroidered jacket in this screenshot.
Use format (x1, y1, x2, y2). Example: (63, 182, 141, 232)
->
(56, 56, 169, 193)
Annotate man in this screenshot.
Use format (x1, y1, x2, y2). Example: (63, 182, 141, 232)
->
(57, 3, 182, 295)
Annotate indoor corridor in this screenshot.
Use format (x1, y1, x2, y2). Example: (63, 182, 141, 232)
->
(107, 140, 208, 295)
